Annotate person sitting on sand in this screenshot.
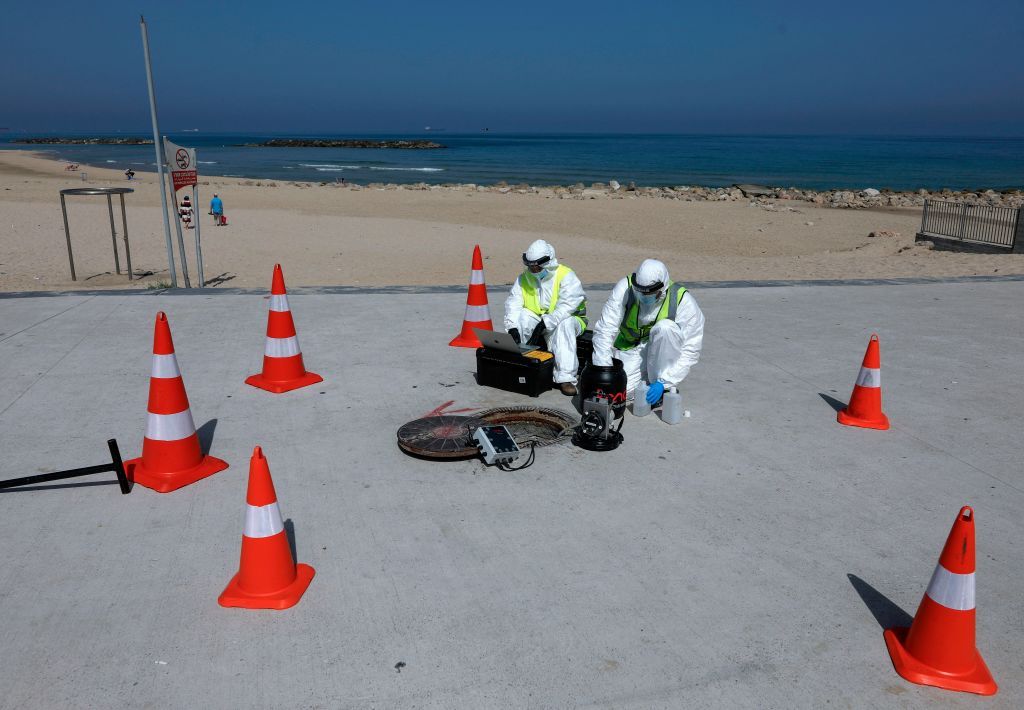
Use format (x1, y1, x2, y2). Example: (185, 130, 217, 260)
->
(591, 258, 704, 410)
(504, 239, 588, 396)
(210, 194, 223, 225)
(179, 194, 194, 230)
(124, 168, 135, 181)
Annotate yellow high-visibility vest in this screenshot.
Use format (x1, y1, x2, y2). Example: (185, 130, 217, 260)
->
(519, 264, 587, 330)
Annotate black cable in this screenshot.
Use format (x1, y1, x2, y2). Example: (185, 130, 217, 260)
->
(496, 443, 536, 471)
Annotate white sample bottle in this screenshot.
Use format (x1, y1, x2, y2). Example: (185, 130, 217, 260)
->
(633, 381, 652, 417)
(661, 386, 682, 424)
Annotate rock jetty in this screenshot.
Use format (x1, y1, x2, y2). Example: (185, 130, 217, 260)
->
(312, 180, 1023, 209)
(16, 137, 153, 145)
(245, 139, 445, 149)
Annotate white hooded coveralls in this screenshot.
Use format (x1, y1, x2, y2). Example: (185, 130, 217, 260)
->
(504, 240, 586, 385)
(591, 259, 704, 393)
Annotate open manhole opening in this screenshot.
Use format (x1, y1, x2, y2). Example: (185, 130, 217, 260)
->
(396, 407, 578, 460)
(475, 406, 578, 448)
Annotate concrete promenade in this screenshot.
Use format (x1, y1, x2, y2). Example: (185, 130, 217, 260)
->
(1, 279, 1021, 708)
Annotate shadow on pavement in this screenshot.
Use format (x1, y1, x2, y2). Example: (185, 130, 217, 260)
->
(204, 272, 236, 288)
(819, 392, 847, 413)
(284, 518, 297, 561)
(197, 419, 218, 455)
(848, 573, 913, 629)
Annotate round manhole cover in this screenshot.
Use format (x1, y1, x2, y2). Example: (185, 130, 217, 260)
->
(397, 415, 487, 459)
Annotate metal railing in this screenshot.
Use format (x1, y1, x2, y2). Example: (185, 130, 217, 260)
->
(920, 199, 1019, 248)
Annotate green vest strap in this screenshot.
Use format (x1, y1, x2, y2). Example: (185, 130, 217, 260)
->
(519, 264, 588, 328)
(613, 278, 686, 350)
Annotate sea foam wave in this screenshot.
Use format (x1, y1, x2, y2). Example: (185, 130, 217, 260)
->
(368, 166, 444, 172)
(297, 163, 444, 173)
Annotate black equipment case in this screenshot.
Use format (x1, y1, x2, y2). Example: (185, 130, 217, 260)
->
(476, 348, 554, 397)
(475, 332, 593, 398)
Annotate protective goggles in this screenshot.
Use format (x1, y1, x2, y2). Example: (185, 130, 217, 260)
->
(523, 253, 552, 272)
(632, 274, 665, 295)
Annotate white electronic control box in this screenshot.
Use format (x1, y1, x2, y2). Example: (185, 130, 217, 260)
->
(472, 425, 521, 465)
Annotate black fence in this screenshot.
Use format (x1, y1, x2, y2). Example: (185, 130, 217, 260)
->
(917, 199, 1023, 252)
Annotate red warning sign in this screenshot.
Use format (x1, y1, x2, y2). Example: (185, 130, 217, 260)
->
(164, 139, 198, 192)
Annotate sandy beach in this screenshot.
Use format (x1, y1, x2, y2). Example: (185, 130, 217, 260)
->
(2, 150, 1022, 292)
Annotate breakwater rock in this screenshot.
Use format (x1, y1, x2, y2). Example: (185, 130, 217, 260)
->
(244, 139, 445, 149)
(16, 137, 154, 145)
(314, 180, 1023, 209)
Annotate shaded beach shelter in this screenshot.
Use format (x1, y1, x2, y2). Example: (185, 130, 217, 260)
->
(59, 187, 135, 281)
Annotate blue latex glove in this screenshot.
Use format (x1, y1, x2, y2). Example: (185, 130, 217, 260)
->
(646, 381, 665, 405)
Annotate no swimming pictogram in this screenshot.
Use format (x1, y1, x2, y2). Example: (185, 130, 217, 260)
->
(175, 148, 190, 170)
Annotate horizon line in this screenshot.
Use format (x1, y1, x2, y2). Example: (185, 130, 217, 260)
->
(2, 130, 1024, 140)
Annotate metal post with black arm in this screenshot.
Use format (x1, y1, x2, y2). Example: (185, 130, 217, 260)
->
(0, 439, 133, 494)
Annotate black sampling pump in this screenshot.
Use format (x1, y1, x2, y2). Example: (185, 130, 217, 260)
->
(572, 360, 627, 451)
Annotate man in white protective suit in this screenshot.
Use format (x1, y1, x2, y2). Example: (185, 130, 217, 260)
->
(504, 239, 588, 396)
(591, 258, 704, 408)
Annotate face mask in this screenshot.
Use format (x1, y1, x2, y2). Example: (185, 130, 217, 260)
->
(534, 268, 551, 281)
(638, 292, 659, 307)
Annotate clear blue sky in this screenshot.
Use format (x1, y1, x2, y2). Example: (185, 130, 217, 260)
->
(2, 0, 1023, 135)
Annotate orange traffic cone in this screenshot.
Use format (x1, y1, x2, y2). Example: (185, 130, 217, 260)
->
(245, 264, 323, 393)
(838, 333, 889, 430)
(449, 244, 494, 348)
(884, 506, 997, 695)
(124, 312, 228, 493)
(219, 446, 315, 610)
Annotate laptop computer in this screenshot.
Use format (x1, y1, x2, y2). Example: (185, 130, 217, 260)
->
(473, 328, 536, 354)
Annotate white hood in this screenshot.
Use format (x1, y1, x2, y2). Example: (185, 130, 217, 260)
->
(525, 239, 559, 272)
(632, 258, 670, 321)
(634, 259, 669, 293)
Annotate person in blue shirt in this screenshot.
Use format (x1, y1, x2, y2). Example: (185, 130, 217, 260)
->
(210, 194, 224, 225)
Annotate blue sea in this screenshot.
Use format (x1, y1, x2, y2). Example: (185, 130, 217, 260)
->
(2, 133, 1021, 191)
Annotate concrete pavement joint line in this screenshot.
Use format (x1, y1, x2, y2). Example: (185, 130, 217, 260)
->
(0, 295, 97, 344)
(364, 508, 407, 635)
(888, 425, 1024, 496)
(714, 332, 1023, 495)
(0, 298, 126, 419)
(3, 272, 1024, 299)
(710, 331, 822, 391)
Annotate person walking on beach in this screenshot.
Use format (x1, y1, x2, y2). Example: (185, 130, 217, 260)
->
(591, 258, 704, 409)
(504, 239, 588, 396)
(210, 193, 224, 225)
(179, 194, 194, 230)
